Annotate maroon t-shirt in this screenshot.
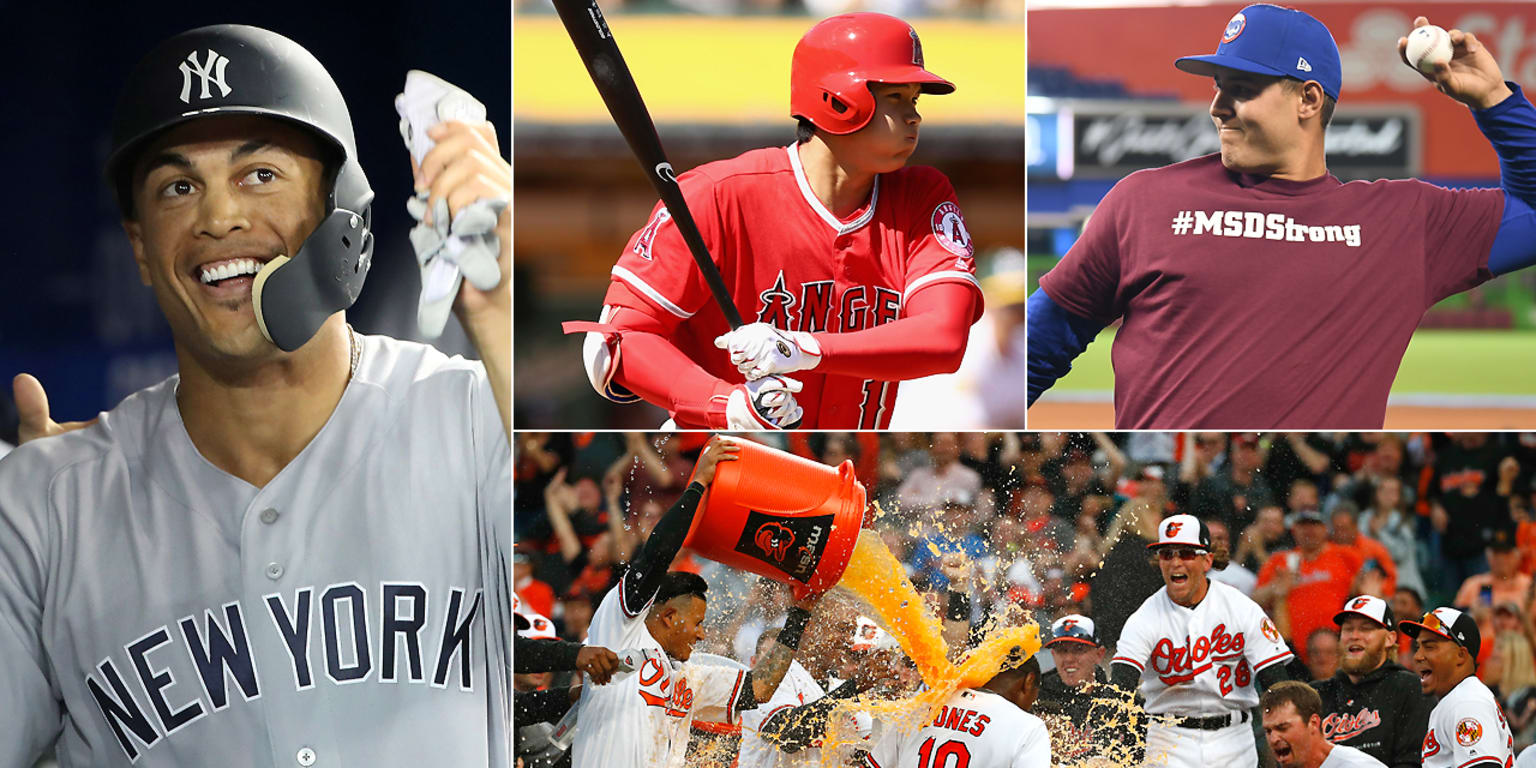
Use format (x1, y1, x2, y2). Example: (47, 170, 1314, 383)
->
(1039, 154, 1504, 429)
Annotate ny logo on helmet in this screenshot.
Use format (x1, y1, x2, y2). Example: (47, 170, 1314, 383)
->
(754, 522, 796, 562)
(179, 49, 232, 104)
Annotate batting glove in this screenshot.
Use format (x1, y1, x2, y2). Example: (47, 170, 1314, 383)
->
(725, 375, 805, 430)
(713, 323, 822, 380)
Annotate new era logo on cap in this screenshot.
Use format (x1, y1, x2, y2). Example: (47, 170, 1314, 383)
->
(1148, 514, 1212, 551)
(1297, 57, 1312, 72)
(1334, 594, 1393, 630)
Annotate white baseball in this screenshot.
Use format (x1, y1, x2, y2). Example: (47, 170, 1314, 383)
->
(1406, 24, 1453, 74)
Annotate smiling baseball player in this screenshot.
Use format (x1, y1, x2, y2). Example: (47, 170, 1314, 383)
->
(1029, 4, 1536, 428)
(1400, 607, 1515, 768)
(0, 24, 511, 767)
(572, 13, 983, 430)
(1111, 514, 1295, 768)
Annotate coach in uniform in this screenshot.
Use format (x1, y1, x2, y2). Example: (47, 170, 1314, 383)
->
(1030, 3, 1536, 428)
(572, 13, 984, 430)
(1314, 596, 1430, 768)
(0, 24, 511, 767)
(1262, 681, 1387, 768)
(1035, 614, 1142, 764)
(1401, 607, 1515, 768)
(1110, 514, 1294, 768)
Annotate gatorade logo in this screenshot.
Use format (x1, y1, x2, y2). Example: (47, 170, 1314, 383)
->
(734, 511, 835, 583)
(753, 523, 796, 562)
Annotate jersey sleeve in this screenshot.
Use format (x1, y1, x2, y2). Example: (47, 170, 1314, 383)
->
(739, 668, 806, 734)
(684, 661, 749, 725)
(1110, 605, 1154, 673)
(0, 450, 66, 764)
(585, 580, 650, 650)
(1013, 714, 1053, 768)
(862, 725, 901, 768)
(1242, 597, 1294, 672)
(610, 171, 728, 323)
(898, 168, 984, 319)
(1036, 176, 1134, 325)
(1448, 695, 1514, 767)
(1416, 181, 1505, 306)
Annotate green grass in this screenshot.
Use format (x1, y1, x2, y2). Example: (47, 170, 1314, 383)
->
(1055, 329, 1536, 395)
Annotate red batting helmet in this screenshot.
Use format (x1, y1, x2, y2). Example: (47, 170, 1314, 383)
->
(790, 13, 955, 135)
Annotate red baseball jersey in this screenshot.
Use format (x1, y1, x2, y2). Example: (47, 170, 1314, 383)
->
(1038, 153, 1503, 429)
(604, 144, 982, 429)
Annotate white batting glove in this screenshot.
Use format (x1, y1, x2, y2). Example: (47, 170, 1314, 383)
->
(725, 375, 805, 430)
(713, 323, 822, 380)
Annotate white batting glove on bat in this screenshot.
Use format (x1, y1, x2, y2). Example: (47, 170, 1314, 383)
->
(725, 375, 805, 430)
(714, 323, 822, 380)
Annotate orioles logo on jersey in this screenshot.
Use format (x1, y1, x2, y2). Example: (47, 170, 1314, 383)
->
(1423, 728, 1442, 757)
(1457, 717, 1484, 746)
(754, 523, 796, 562)
(1322, 707, 1382, 742)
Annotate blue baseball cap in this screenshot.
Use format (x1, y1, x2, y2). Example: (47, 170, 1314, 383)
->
(1175, 4, 1342, 101)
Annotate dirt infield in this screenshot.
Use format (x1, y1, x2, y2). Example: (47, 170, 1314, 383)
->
(1027, 402, 1536, 430)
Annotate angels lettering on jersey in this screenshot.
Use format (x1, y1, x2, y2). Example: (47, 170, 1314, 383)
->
(753, 270, 901, 335)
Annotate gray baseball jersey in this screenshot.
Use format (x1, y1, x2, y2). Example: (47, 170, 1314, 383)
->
(0, 334, 511, 767)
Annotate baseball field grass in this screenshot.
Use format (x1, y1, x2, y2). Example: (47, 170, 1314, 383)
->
(1029, 328, 1536, 429)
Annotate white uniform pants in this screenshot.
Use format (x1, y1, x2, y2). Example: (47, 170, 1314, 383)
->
(1144, 720, 1256, 768)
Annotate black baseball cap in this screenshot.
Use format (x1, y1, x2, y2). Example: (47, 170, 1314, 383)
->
(1488, 527, 1517, 552)
(1401, 607, 1481, 655)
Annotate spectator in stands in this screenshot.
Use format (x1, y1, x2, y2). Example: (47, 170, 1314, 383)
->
(961, 431, 1020, 511)
(1089, 498, 1164, 648)
(1328, 502, 1397, 596)
(1456, 528, 1531, 612)
(1393, 587, 1426, 668)
(559, 588, 596, 642)
(1235, 505, 1292, 573)
(1255, 510, 1362, 663)
(1018, 484, 1075, 557)
(1179, 432, 1229, 488)
(912, 496, 992, 590)
(1262, 433, 1339, 510)
(1288, 478, 1322, 522)
(1207, 518, 1258, 595)
(1431, 433, 1514, 598)
(1190, 433, 1276, 532)
(1358, 475, 1428, 599)
(515, 552, 557, 619)
(1306, 627, 1340, 682)
(897, 432, 984, 513)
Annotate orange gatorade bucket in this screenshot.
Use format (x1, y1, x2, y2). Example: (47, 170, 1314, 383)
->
(684, 439, 866, 597)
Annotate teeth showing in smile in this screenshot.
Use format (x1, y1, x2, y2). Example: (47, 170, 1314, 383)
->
(199, 258, 263, 285)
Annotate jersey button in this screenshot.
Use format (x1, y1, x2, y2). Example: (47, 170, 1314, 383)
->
(260, 508, 279, 525)
(295, 747, 316, 766)
(265, 562, 284, 580)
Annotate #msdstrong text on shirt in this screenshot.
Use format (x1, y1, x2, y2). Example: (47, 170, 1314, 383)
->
(1169, 209, 1363, 247)
(86, 583, 485, 761)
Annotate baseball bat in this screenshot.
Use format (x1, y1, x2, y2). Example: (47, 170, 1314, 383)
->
(553, 0, 744, 329)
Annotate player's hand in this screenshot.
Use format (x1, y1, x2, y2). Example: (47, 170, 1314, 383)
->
(576, 645, 622, 685)
(713, 323, 822, 380)
(692, 436, 742, 486)
(725, 376, 805, 430)
(1398, 17, 1513, 110)
(414, 120, 512, 323)
(14, 374, 96, 445)
(940, 552, 974, 592)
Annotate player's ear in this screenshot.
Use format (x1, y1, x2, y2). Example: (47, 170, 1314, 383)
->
(1297, 81, 1326, 122)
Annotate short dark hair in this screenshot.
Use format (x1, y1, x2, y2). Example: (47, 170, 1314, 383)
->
(1261, 680, 1323, 723)
(653, 571, 709, 607)
(1397, 586, 1425, 611)
(795, 118, 817, 145)
(1281, 78, 1337, 128)
(992, 647, 1042, 686)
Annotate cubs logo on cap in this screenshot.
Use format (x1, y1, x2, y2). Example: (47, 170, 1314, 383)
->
(1222, 12, 1246, 43)
(1047, 614, 1100, 647)
(1401, 607, 1481, 654)
(1173, 3, 1343, 101)
(1147, 514, 1212, 551)
(1333, 594, 1394, 630)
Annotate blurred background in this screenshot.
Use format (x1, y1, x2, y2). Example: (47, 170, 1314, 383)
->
(512, 2, 1025, 429)
(0, 0, 511, 451)
(516, 431, 1536, 756)
(1027, 1, 1536, 429)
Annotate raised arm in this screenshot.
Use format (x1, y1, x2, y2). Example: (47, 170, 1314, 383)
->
(618, 437, 739, 615)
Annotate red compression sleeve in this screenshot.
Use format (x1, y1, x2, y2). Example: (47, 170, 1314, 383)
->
(612, 330, 732, 428)
(811, 282, 979, 380)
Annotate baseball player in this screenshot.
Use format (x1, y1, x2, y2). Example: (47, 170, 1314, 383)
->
(1313, 596, 1431, 768)
(862, 649, 1050, 768)
(570, 13, 984, 430)
(1400, 607, 1515, 768)
(1262, 681, 1387, 768)
(1111, 513, 1295, 768)
(571, 437, 818, 768)
(0, 25, 511, 768)
(1035, 614, 1142, 764)
(1029, 3, 1536, 428)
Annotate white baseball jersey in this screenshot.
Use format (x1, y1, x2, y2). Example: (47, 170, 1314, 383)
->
(739, 659, 826, 768)
(1422, 675, 1514, 768)
(1113, 580, 1292, 715)
(1322, 743, 1388, 768)
(863, 688, 1049, 768)
(572, 580, 748, 768)
(0, 335, 511, 767)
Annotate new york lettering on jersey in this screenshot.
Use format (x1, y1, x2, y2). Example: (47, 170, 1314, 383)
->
(608, 145, 980, 428)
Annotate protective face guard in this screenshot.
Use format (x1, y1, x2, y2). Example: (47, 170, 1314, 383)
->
(253, 203, 372, 351)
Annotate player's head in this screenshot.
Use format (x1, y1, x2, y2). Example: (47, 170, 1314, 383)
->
(1260, 680, 1326, 768)
(984, 647, 1042, 712)
(1403, 607, 1480, 696)
(798, 590, 866, 676)
(790, 13, 954, 174)
(1304, 627, 1339, 681)
(646, 571, 710, 661)
(1334, 595, 1395, 678)
(1174, 5, 1340, 175)
(1147, 514, 1225, 607)
(1291, 510, 1328, 554)
(1045, 614, 1103, 689)
(107, 25, 374, 359)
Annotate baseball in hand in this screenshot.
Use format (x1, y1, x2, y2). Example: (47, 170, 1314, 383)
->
(1405, 25, 1452, 74)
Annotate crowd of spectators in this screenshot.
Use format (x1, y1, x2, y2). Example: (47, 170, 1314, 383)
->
(514, 432, 1536, 747)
